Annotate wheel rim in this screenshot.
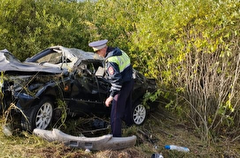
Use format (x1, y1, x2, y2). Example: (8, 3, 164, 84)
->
(133, 104, 146, 125)
(35, 102, 53, 129)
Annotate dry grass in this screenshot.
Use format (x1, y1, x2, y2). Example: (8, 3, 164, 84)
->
(1, 106, 240, 158)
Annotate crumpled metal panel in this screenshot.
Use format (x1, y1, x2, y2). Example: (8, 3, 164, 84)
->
(0, 49, 63, 74)
(56, 46, 102, 61)
(33, 128, 136, 150)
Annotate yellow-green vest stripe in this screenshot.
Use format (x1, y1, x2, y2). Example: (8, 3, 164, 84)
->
(107, 51, 130, 72)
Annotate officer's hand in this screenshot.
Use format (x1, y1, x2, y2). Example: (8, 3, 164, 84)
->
(105, 96, 114, 107)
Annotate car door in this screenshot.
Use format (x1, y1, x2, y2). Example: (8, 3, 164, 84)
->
(65, 61, 110, 116)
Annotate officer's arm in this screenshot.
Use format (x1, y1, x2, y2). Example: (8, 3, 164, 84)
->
(106, 62, 122, 97)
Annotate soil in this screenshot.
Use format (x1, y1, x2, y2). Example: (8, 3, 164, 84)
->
(31, 105, 240, 158)
(2, 105, 240, 158)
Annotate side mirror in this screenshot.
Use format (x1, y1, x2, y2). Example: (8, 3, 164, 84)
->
(95, 66, 105, 77)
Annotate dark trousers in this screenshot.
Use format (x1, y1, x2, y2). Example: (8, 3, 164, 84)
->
(111, 79, 134, 137)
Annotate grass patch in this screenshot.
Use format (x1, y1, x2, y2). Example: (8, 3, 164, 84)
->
(0, 106, 240, 157)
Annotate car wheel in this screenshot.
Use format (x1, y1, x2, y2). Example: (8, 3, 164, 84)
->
(22, 97, 53, 131)
(132, 102, 147, 125)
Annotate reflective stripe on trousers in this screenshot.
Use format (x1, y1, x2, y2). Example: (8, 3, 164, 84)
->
(111, 79, 134, 137)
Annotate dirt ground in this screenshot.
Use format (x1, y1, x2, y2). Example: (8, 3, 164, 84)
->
(33, 106, 240, 158)
(1, 105, 240, 158)
(133, 106, 240, 158)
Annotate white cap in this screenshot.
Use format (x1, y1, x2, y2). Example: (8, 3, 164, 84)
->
(88, 39, 108, 51)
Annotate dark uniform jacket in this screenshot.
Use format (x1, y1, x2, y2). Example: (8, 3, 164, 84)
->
(105, 47, 133, 97)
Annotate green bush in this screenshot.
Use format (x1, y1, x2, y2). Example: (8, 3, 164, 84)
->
(0, 0, 90, 60)
(128, 0, 240, 141)
(0, 0, 240, 143)
(90, 0, 240, 142)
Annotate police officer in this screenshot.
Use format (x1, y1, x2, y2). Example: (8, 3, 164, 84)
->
(89, 39, 134, 137)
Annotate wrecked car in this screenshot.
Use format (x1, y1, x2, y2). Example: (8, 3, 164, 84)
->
(0, 47, 158, 132)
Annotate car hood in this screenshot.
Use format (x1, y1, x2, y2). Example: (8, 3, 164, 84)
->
(0, 49, 64, 74)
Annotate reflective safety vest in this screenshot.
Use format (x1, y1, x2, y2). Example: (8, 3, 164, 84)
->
(106, 51, 131, 72)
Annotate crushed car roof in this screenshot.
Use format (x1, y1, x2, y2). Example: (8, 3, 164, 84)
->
(0, 49, 64, 74)
(25, 46, 104, 69)
(51, 46, 102, 61)
(26, 46, 103, 62)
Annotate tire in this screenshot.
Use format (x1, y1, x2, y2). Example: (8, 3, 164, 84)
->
(22, 97, 54, 131)
(132, 102, 147, 125)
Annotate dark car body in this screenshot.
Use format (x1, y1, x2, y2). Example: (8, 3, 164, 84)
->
(0, 47, 158, 131)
